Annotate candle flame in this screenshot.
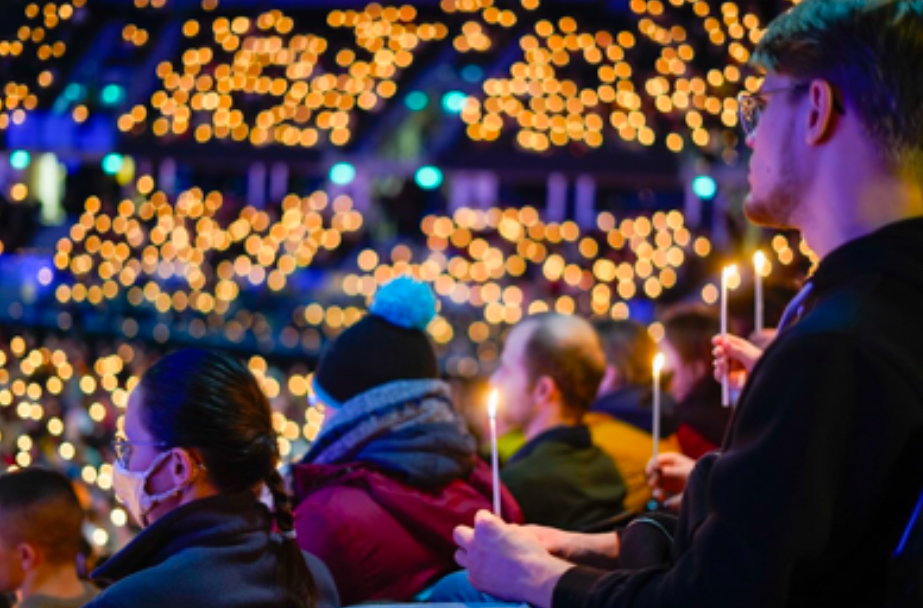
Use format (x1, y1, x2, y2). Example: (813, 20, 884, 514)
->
(488, 389, 499, 418)
(753, 250, 767, 274)
(653, 353, 665, 375)
(723, 264, 738, 279)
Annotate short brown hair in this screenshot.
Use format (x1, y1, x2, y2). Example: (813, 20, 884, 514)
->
(0, 468, 85, 564)
(593, 319, 657, 388)
(752, 0, 923, 173)
(521, 314, 606, 415)
(662, 305, 720, 367)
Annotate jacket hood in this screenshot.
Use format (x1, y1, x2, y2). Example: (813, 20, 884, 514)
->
(590, 385, 679, 435)
(352, 421, 477, 489)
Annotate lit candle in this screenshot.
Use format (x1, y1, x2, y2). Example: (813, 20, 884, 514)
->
(488, 389, 501, 517)
(753, 251, 766, 334)
(652, 353, 665, 463)
(721, 264, 737, 407)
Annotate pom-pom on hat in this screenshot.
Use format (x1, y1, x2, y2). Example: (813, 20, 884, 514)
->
(313, 276, 440, 405)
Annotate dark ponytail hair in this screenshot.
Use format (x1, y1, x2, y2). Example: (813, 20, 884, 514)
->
(137, 348, 317, 608)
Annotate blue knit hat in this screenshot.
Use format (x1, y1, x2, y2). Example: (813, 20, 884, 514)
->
(313, 276, 439, 405)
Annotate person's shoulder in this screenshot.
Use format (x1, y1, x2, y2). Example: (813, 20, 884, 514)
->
(90, 550, 209, 606)
(84, 575, 167, 608)
(302, 551, 341, 608)
(294, 479, 390, 548)
(18, 587, 101, 608)
(502, 439, 575, 482)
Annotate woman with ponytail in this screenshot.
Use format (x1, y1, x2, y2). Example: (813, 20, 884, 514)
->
(84, 348, 339, 608)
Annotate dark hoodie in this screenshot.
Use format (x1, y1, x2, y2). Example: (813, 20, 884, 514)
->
(555, 217, 923, 608)
(84, 492, 340, 608)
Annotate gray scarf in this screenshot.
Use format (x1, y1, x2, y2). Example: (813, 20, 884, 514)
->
(304, 379, 477, 488)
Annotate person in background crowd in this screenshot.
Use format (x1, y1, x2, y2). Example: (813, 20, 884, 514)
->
(84, 348, 339, 608)
(660, 306, 730, 459)
(291, 276, 521, 606)
(0, 468, 98, 608)
(588, 320, 681, 513)
(648, 311, 770, 509)
(492, 313, 626, 531)
(452, 1, 923, 605)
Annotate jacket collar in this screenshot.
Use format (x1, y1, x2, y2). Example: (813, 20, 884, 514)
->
(92, 492, 269, 585)
(809, 216, 923, 295)
(508, 424, 592, 465)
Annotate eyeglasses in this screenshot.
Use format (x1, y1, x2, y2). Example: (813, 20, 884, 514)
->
(112, 436, 168, 468)
(737, 83, 809, 136)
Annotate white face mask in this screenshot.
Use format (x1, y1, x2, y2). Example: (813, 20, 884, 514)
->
(112, 450, 197, 527)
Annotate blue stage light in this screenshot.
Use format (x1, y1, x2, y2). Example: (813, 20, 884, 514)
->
(100, 84, 125, 107)
(102, 153, 124, 175)
(461, 65, 483, 83)
(9, 150, 30, 170)
(692, 175, 717, 199)
(415, 166, 443, 190)
(441, 91, 467, 114)
(63, 83, 86, 102)
(329, 162, 356, 185)
(404, 91, 429, 112)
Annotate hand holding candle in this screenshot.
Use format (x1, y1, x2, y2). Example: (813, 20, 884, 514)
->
(721, 264, 738, 407)
(487, 389, 501, 517)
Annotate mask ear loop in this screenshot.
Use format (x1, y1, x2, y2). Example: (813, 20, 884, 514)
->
(138, 449, 206, 526)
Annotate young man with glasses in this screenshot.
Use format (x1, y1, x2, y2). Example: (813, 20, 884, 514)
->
(451, 1, 923, 606)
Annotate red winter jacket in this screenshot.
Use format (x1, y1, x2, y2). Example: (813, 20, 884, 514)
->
(291, 459, 522, 606)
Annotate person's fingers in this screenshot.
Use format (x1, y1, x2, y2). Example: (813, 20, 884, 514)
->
(660, 464, 684, 478)
(454, 548, 468, 568)
(475, 508, 501, 528)
(722, 336, 763, 370)
(454, 524, 474, 549)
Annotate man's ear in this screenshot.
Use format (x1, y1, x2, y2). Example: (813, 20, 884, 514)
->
(805, 79, 838, 146)
(17, 542, 38, 571)
(533, 375, 557, 404)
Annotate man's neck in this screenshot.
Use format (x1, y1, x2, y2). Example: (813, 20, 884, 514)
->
(18, 565, 86, 602)
(797, 165, 923, 259)
(522, 404, 580, 443)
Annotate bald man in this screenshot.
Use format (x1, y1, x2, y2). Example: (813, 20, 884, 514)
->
(492, 314, 626, 531)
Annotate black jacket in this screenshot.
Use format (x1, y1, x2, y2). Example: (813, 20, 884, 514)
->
(555, 217, 923, 608)
(85, 492, 340, 608)
(503, 424, 626, 531)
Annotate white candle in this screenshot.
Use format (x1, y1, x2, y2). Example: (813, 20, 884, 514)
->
(488, 389, 501, 517)
(753, 251, 766, 334)
(652, 353, 665, 463)
(721, 264, 737, 407)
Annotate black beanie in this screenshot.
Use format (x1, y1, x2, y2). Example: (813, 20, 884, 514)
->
(314, 276, 439, 404)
